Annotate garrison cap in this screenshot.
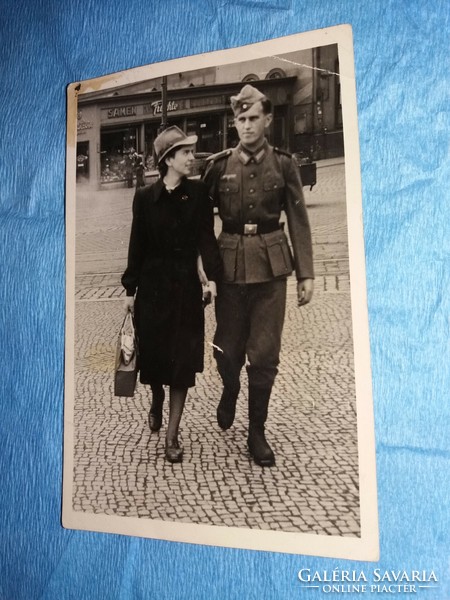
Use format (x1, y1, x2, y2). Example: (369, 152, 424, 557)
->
(230, 84, 267, 116)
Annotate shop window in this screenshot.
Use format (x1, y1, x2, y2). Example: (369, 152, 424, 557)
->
(76, 141, 89, 182)
(144, 123, 160, 171)
(185, 114, 222, 154)
(227, 117, 239, 148)
(100, 127, 137, 182)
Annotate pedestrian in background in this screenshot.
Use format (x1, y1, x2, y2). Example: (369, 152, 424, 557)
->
(122, 126, 221, 463)
(134, 154, 146, 188)
(124, 147, 136, 188)
(204, 84, 314, 467)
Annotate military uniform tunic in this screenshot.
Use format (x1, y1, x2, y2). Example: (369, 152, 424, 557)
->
(204, 140, 314, 389)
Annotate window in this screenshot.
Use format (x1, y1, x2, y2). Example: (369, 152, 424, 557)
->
(100, 127, 137, 182)
(265, 68, 286, 80)
(242, 73, 260, 82)
(76, 141, 89, 182)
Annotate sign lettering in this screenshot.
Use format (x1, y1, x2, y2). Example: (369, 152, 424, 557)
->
(77, 110, 93, 131)
(107, 106, 138, 118)
(145, 100, 179, 115)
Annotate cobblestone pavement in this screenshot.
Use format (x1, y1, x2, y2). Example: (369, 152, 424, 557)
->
(71, 162, 360, 536)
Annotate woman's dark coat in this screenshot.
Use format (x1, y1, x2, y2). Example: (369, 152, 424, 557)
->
(122, 178, 222, 388)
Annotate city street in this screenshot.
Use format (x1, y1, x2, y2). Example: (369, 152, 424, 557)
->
(71, 161, 360, 537)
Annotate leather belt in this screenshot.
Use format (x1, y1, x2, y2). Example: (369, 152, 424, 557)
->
(222, 221, 280, 236)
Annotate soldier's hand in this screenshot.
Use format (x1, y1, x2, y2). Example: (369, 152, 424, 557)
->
(202, 281, 217, 307)
(207, 281, 217, 301)
(123, 296, 135, 314)
(297, 278, 313, 307)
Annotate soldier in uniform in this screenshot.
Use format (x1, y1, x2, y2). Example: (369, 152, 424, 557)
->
(203, 84, 314, 467)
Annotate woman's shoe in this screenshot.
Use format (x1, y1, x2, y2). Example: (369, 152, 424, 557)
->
(148, 411, 162, 431)
(165, 437, 183, 463)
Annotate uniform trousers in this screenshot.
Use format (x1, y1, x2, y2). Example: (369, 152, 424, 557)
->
(214, 279, 287, 390)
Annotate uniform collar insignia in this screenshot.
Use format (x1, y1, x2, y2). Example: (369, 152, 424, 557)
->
(237, 140, 268, 165)
(237, 145, 252, 165)
(253, 145, 267, 164)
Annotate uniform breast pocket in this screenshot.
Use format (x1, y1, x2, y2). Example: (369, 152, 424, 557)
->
(218, 179, 239, 215)
(263, 231, 294, 278)
(263, 175, 285, 193)
(218, 234, 239, 282)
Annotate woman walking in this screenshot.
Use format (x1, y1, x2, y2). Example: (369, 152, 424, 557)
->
(122, 126, 221, 463)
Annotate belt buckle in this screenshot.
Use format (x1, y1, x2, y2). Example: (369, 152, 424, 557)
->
(244, 223, 258, 235)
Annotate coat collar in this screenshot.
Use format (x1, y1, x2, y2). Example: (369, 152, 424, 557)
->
(152, 176, 189, 202)
(152, 178, 165, 202)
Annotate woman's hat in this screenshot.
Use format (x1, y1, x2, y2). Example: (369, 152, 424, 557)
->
(154, 126, 198, 164)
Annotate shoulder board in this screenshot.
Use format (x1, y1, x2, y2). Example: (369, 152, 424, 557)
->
(274, 147, 292, 158)
(206, 149, 232, 162)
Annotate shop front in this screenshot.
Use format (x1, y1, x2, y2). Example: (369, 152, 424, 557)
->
(78, 77, 298, 188)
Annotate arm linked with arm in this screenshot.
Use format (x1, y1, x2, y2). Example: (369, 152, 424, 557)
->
(197, 182, 222, 284)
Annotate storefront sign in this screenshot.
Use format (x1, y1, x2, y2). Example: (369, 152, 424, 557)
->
(77, 110, 93, 131)
(107, 106, 137, 118)
(190, 95, 224, 108)
(145, 100, 179, 115)
(77, 121, 93, 131)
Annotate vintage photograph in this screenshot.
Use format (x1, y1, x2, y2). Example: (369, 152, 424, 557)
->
(64, 26, 378, 560)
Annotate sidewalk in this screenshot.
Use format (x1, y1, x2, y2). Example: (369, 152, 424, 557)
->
(315, 156, 345, 169)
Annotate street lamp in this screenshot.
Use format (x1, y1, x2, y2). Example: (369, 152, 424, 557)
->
(158, 75, 168, 134)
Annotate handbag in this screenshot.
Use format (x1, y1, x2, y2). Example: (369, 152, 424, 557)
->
(114, 311, 139, 397)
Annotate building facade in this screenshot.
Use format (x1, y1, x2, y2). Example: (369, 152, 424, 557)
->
(76, 45, 342, 187)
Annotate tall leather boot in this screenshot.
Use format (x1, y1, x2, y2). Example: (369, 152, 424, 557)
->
(148, 385, 165, 432)
(247, 385, 275, 467)
(217, 384, 240, 430)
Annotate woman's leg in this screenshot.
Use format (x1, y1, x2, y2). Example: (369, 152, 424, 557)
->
(165, 386, 188, 462)
(148, 384, 165, 431)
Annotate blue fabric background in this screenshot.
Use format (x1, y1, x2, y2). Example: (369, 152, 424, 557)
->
(0, 1, 448, 598)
